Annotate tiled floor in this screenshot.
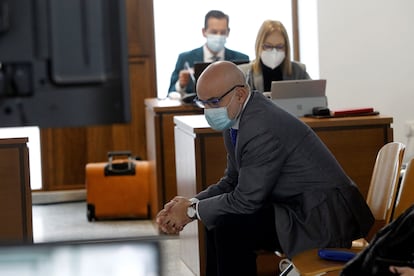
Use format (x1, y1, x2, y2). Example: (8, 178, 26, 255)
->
(32, 201, 194, 276)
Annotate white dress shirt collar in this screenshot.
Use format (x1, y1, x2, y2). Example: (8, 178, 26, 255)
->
(203, 44, 225, 62)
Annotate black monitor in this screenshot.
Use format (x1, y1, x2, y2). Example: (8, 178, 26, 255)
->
(0, 0, 130, 127)
(193, 60, 250, 82)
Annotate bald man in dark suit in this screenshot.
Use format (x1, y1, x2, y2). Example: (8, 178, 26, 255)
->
(158, 61, 374, 276)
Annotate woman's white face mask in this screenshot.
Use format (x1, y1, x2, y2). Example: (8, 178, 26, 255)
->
(260, 49, 285, 69)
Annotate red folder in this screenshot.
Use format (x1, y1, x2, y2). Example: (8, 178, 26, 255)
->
(331, 107, 375, 116)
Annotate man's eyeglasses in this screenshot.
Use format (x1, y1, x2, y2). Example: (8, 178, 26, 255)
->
(262, 44, 285, 51)
(194, 84, 245, 108)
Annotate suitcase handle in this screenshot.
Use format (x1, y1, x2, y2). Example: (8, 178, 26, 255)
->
(106, 151, 135, 175)
(107, 151, 132, 159)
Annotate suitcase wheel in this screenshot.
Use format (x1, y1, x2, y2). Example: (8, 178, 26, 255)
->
(87, 204, 96, 222)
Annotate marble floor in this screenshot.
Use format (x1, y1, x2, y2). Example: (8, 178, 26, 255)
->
(32, 201, 194, 276)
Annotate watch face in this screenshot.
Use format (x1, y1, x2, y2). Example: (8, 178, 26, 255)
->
(187, 206, 196, 219)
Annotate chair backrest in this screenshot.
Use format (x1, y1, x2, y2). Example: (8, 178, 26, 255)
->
(289, 142, 405, 276)
(366, 142, 405, 225)
(392, 158, 414, 220)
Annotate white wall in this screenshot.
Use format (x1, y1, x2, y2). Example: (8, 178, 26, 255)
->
(298, 0, 319, 79)
(315, 0, 414, 144)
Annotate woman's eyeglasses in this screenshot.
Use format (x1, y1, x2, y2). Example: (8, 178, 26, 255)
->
(262, 44, 285, 51)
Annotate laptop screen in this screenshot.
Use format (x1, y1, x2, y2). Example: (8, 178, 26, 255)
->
(269, 79, 328, 117)
(270, 79, 327, 98)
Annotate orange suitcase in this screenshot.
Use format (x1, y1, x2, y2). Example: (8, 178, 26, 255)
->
(85, 151, 150, 221)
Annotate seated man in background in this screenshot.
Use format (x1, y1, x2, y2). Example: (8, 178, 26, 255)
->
(239, 20, 310, 92)
(157, 61, 374, 276)
(168, 10, 249, 96)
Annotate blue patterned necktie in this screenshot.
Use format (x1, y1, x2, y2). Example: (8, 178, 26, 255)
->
(230, 128, 238, 146)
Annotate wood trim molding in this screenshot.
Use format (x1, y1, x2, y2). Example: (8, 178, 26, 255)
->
(291, 0, 300, 61)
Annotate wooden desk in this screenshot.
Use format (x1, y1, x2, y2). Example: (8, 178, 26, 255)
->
(0, 138, 33, 244)
(301, 115, 394, 197)
(145, 98, 203, 218)
(174, 114, 393, 276)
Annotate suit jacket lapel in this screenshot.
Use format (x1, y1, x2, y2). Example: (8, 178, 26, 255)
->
(194, 47, 204, 62)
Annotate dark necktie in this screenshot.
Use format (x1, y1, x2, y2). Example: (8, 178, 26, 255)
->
(230, 128, 238, 146)
(211, 56, 220, 62)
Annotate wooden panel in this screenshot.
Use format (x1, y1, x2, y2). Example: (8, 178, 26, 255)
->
(86, 126, 114, 162)
(146, 107, 160, 219)
(40, 128, 87, 190)
(0, 138, 32, 244)
(0, 149, 25, 240)
(162, 113, 190, 201)
(302, 115, 393, 128)
(126, 0, 155, 57)
(317, 127, 390, 198)
(199, 134, 227, 189)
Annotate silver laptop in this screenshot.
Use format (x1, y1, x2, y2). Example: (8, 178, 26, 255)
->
(270, 79, 328, 116)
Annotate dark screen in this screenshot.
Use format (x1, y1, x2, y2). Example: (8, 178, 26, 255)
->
(0, 0, 130, 127)
(0, 238, 162, 275)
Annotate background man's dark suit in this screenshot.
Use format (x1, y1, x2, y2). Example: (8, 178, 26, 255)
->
(168, 46, 249, 94)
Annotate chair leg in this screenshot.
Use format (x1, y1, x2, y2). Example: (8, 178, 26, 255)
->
(279, 263, 294, 276)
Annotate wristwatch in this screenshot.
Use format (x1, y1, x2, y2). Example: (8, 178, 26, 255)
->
(186, 198, 199, 220)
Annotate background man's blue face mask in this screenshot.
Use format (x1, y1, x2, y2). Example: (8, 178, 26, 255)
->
(206, 34, 226, 53)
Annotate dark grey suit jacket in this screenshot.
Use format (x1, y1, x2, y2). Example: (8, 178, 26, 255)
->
(196, 92, 374, 258)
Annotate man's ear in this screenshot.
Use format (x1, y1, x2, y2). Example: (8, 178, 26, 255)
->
(236, 87, 248, 103)
(202, 28, 207, 38)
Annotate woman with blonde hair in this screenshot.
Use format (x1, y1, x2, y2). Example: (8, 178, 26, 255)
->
(239, 20, 310, 92)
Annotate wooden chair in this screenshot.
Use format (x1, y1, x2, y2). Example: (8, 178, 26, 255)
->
(290, 142, 406, 276)
(363, 141, 406, 240)
(392, 158, 414, 220)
